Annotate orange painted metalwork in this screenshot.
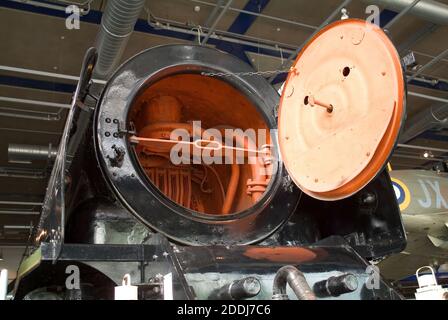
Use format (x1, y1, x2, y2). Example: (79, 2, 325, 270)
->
(129, 74, 272, 215)
(243, 247, 323, 263)
(221, 163, 240, 214)
(278, 19, 405, 201)
(214, 127, 268, 202)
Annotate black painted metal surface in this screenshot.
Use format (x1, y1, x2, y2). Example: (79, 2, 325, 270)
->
(95, 45, 300, 245)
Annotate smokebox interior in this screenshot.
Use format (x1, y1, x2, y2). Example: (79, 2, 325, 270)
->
(129, 73, 273, 216)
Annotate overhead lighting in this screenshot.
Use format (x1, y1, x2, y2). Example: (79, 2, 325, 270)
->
(423, 151, 433, 158)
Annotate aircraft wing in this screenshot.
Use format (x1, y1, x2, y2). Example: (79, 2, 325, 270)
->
(380, 169, 448, 280)
(380, 213, 448, 280)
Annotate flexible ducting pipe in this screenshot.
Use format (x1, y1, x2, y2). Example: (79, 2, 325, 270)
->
(399, 102, 448, 142)
(94, 0, 146, 79)
(363, 0, 448, 25)
(272, 265, 316, 300)
(8, 144, 57, 163)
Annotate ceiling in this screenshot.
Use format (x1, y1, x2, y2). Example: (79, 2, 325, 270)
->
(0, 0, 447, 249)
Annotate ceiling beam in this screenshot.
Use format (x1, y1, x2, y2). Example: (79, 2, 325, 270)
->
(0, 0, 292, 59)
(379, 9, 448, 92)
(0, 74, 75, 94)
(215, 0, 271, 65)
(268, 0, 353, 83)
(192, 0, 317, 30)
(397, 23, 438, 54)
(272, 8, 448, 94)
(201, 0, 233, 45)
(0, 214, 38, 225)
(383, 0, 421, 30)
(0, 200, 42, 206)
(0, 239, 29, 247)
(397, 143, 448, 153)
(0, 211, 39, 216)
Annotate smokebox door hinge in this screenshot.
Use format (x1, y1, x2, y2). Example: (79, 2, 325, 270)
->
(117, 121, 136, 138)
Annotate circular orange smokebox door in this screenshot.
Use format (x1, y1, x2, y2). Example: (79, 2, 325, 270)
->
(278, 19, 405, 201)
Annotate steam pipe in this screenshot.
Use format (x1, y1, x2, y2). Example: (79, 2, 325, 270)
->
(272, 265, 316, 300)
(209, 277, 261, 300)
(136, 123, 267, 207)
(221, 164, 240, 214)
(313, 273, 358, 297)
(94, 0, 146, 79)
(214, 127, 268, 202)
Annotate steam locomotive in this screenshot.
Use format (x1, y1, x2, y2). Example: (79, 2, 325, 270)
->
(11, 19, 406, 300)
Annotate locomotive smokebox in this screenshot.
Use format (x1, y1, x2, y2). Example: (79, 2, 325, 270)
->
(94, 19, 407, 253)
(13, 19, 408, 301)
(95, 45, 298, 245)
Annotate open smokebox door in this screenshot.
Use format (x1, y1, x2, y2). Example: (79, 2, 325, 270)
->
(96, 44, 298, 247)
(277, 19, 407, 258)
(93, 19, 405, 260)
